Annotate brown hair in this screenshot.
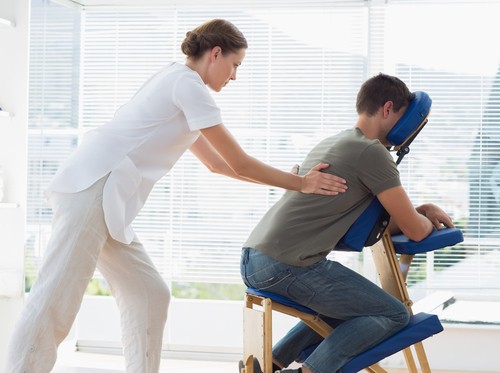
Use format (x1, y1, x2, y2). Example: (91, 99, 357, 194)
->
(181, 19, 248, 60)
(356, 73, 414, 116)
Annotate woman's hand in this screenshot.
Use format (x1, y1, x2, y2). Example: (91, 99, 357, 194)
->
(300, 163, 347, 195)
(199, 125, 347, 194)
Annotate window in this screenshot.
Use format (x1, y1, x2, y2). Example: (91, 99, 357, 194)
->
(27, 0, 500, 306)
(386, 1, 500, 298)
(26, 0, 81, 290)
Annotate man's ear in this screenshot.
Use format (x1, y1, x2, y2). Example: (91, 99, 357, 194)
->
(210, 46, 222, 63)
(382, 101, 394, 118)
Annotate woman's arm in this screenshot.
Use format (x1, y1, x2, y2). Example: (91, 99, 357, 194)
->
(197, 124, 347, 195)
(189, 135, 261, 183)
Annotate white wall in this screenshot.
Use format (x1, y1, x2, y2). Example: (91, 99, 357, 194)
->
(76, 297, 500, 372)
(1, 1, 500, 372)
(383, 323, 500, 372)
(0, 0, 29, 368)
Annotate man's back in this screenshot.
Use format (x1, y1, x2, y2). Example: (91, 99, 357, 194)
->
(244, 128, 400, 266)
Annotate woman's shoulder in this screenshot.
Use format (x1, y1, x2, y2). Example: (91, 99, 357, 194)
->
(165, 62, 203, 82)
(137, 62, 204, 99)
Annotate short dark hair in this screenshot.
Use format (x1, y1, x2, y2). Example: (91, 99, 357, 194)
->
(356, 73, 414, 116)
(181, 19, 248, 60)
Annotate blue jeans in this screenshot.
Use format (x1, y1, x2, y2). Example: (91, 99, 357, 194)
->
(240, 247, 410, 373)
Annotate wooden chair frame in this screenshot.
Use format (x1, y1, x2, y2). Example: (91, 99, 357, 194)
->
(370, 230, 434, 373)
(242, 292, 385, 373)
(242, 229, 438, 373)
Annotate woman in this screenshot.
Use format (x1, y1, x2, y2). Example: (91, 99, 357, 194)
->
(5, 19, 346, 373)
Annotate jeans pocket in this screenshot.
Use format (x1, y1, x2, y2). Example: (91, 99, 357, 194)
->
(246, 264, 292, 291)
(240, 248, 250, 287)
(286, 276, 316, 307)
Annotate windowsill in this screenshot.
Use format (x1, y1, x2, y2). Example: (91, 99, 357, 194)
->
(439, 299, 500, 327)
(412, 291, 500, 324)
(0, 17, 15, 27)
(0, 202, 19, 208)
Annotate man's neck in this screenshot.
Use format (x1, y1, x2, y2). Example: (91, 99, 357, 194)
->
(355, 115, 382, 141)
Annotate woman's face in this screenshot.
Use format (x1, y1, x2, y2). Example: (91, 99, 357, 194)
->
(207, 47, 246, 92)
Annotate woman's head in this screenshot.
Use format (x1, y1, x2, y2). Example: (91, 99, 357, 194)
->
(356, 73, 414, 116)
(182, 19, 247, 92)
(181, 19, 248, 60)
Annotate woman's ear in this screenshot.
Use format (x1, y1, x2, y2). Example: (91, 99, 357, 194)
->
(210, 46, 222, 63)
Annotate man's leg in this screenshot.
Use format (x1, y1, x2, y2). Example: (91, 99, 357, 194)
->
(280, 259, 409, 373)
(5, 179, 109, 373)
(272, 321, 323, 368)
(97, 237, 170, 373)
(241, 248, 409, 373)
(241, 248, 326, 368)
(272, 316, 344, 369)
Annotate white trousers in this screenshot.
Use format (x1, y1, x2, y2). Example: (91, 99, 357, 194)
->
(5, 176, 171, 373)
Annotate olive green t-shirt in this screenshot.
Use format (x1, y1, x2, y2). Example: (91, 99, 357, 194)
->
(244, 128, 401, 266)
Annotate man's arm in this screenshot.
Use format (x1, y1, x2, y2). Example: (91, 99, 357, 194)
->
(378, 186, 454, 242)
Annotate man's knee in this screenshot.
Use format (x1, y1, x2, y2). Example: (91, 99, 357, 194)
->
(395, 304, 411, 329)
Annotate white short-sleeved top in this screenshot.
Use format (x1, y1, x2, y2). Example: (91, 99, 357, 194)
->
(46, 62, 222, 244)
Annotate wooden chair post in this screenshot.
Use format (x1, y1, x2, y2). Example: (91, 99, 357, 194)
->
(371, 230, 433, 373)
(243, 293, 273, 373)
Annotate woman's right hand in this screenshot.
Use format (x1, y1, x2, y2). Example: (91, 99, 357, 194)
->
(199, 125, 347, 194)
(300, 163, 347, 195)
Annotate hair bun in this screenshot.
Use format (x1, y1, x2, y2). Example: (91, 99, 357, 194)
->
(181, 19, 247, 59)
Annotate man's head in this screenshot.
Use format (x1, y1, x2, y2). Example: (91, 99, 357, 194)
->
(355, 73, 414, 144)
(356, 73, 414, 116)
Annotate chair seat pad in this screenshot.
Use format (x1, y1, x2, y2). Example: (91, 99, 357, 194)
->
(341, 312, 443, 372)
(298, 313, 443, 373)
(392, 227, 463, 255)
(245, 288, 318, 315)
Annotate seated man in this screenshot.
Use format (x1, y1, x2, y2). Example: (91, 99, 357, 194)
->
(239, 73, 454, 373)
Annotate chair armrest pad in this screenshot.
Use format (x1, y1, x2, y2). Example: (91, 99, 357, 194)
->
(392, 228, 464, 255)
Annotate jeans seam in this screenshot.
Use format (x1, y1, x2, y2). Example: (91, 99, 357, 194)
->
(249, 269, 292, 290)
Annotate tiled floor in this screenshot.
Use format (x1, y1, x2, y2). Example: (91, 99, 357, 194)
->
(54, 356, 236, 373)
(53, 352, 490, 373)
(52, 342, 489, 373)
(53, 341, 238, 373)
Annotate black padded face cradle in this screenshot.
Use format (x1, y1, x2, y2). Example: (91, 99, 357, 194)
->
(386, 91, 432, 149)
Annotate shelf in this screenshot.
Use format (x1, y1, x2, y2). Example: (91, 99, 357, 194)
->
(0, 17, 15, 28)
(0, 203, 19, 209)
(0, 111, 12, 118)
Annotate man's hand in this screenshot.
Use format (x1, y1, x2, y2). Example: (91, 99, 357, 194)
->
(416, 203, 455, 230)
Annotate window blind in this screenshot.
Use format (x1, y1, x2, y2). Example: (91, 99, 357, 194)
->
(78, 3, 367, 288)
(26, 0, 81, 287)
(26, 0, 500, 301)
(385, 0, 500, 297)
